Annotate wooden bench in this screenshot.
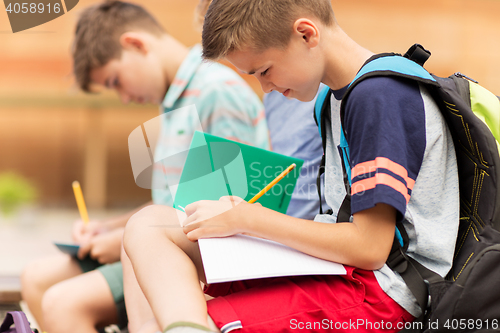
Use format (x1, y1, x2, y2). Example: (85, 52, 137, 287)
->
(0, 276, 22, 304)
(0, 276, 22, 319)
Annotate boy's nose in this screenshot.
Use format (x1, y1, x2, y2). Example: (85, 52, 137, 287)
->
(257, 77, 274, 94)
(118, 91, 131, 104)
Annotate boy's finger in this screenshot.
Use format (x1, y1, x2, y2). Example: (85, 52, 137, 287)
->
(186, 229, 201, 242)
(184, 200, 213, 216)
(77, 242, 91, 260)
(186, 225, 229, 242)
(181, 212, 197, 227)
(184, 202, 199, 216)
(186, 226, 214, 242)
(219, 196, 243, 202)
(71, 220, 85, 242)
(182, 219, 200, 234)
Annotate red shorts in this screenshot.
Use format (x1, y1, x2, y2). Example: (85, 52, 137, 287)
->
(205, 266, 414, 333)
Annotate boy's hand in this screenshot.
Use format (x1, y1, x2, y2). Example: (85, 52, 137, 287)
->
(71, 219, 103, 244)
(182, 196, 249, 241)
(77, 227, 124, 264)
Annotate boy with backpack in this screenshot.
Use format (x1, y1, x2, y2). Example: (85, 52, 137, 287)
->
(120, 0, 463, 332)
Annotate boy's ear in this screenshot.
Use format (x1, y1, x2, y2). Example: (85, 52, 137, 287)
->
(293, 19, 319, 48)
(119, 32, 149, 54)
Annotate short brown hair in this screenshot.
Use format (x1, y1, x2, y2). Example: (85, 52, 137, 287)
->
(202, 0, 335, 61)
(72, 0, 165, 92)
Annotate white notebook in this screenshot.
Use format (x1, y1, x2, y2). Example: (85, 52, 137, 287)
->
(199, 234, 346, 284)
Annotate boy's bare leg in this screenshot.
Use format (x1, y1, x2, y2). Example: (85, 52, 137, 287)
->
(123, 205, 214, 331)
(42, 270, 118, 333)
(135, 319, 161, 333)
(122, 245, 159, 333)
(21, 254, 83, 330)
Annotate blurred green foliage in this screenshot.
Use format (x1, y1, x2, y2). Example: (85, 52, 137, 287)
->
(0, 171, 38, 216)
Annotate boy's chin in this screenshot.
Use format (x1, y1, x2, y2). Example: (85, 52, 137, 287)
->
(291, 91, 317, 102)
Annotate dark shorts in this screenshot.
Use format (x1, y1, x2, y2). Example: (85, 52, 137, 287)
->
(77, 259, 127, 329)
(204, 266, 414, 333)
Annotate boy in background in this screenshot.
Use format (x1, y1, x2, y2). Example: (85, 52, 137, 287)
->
(122, 0, 459, 332)
(20, 1, 269, 332)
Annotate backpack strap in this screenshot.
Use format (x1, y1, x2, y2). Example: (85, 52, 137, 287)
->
(314, 85, 332, 141)
(315, 85, 333, 215)
(314, 86, 351, 219)
(403, 43, 431, 66)
(0, 311, 34, 333)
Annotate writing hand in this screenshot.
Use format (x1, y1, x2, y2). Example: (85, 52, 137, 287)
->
(71, 219, 103, 244)
(77, 227, 124, 263)
(182, 196, 248, 241)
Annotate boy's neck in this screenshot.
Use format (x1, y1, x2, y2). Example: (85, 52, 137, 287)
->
(321, 25, 374, 90)
(156, 34, 190, 91)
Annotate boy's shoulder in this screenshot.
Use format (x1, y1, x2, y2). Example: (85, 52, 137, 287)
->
(343, 75, 423, 123)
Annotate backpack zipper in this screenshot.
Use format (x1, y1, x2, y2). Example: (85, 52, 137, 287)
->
(454, 72, 478, 84)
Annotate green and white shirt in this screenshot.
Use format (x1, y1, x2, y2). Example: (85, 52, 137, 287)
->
(151, 44, 269, 205)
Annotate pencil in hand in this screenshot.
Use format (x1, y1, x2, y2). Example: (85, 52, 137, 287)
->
(72, 180, 89, 224)
(248, 163, 296, 204)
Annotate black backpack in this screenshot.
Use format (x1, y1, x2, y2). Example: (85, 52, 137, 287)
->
(314, 44, 500, 332)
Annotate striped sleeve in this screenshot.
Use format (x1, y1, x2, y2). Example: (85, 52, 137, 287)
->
(343, 76, 426, 221)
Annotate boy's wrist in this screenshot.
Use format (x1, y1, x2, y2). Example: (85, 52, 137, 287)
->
(239, 201, 260, 235)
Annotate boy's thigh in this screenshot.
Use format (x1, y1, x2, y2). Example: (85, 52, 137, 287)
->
(22, 253, 86, 288)
(45, 268, 119, 326)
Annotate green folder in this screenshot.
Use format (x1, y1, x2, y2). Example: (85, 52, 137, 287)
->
(172, 131, 303, 214)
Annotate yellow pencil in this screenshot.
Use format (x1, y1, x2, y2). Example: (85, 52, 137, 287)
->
(248, 163, 296, 204)
(72, 181, 89, 224)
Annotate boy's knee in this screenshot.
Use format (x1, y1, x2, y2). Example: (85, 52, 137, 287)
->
(42, 282, 79, 321)
(123, 205, 175, 250)
(123, 205, 157, 243)
(21, 259, 48, 293)
(20, 261, 37, 288)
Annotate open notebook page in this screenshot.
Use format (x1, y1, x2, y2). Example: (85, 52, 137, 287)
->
(199, 234, 346, 284)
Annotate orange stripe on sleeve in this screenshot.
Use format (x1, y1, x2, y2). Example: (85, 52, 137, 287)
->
(252, 109, 266, 126)
(351, 173, 411, 203)
(172, 78, 188, 86)
(180, 89, 201, 98)
(351, 157, 415, 190)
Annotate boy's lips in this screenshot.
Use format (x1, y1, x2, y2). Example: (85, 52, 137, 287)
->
(283, 89, 290, 97)
(135, 97, 147, 104)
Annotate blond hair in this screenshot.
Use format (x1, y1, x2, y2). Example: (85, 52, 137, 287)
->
(72, 0, 165, 92)
(202, 0, 335, 61)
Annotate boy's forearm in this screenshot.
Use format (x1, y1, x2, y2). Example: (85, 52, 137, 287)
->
(240, 203, 395, 270)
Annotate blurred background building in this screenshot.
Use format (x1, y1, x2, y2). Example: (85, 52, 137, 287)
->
(1, 0, 499, 211)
